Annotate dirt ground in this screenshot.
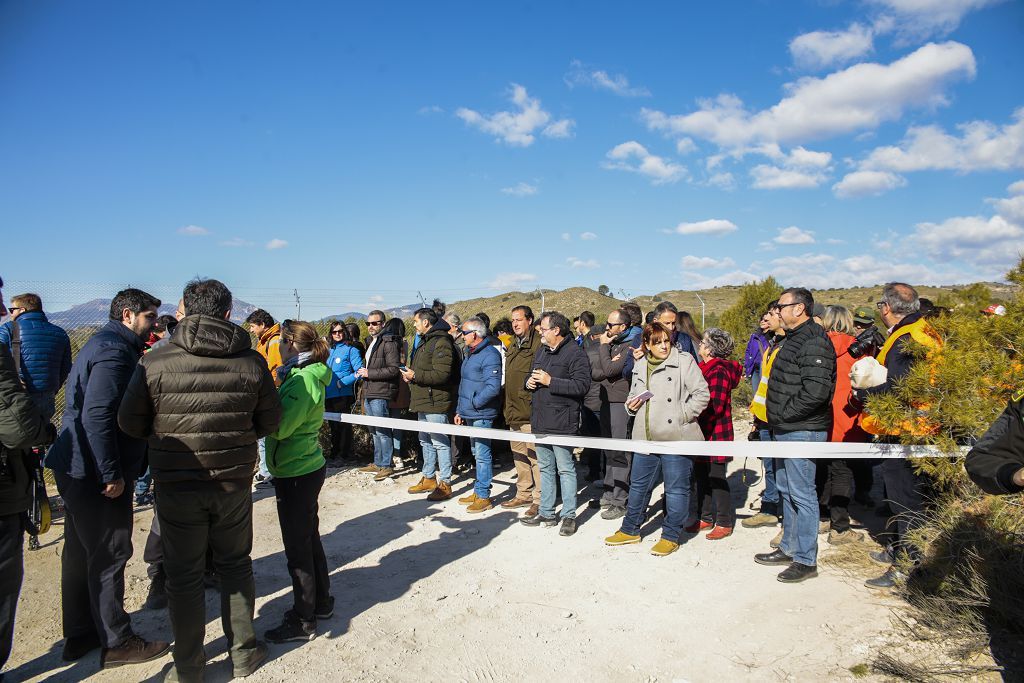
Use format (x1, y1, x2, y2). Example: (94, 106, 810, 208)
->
(6, 435, 905, 682)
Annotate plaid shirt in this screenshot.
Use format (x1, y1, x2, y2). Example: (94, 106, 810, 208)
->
(697, 357, 742, 463)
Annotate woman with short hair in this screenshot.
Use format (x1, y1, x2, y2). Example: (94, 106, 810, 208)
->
(324, 321, 363, 463)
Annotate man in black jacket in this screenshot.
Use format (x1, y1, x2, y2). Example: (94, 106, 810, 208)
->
(0, 277, 56, 676)
(754, 288, 835, 584)
(119, 278, 282, 682)
(966, 390, 1024, 495)
(521, 311, 591, 537)
(593, 309, 635, 518)
(355, 311, 402, 477)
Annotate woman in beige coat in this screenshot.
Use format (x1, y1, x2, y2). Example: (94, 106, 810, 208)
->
(605, 322, 710, 556)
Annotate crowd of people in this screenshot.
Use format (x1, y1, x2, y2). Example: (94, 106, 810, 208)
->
(0, 275, 1021, 681)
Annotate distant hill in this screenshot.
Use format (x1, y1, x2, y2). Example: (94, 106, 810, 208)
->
(49, 297, 259, 329)
(317, 302, 422, 323)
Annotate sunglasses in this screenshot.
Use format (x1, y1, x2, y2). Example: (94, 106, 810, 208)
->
(331, 330, 344, 335)
(460, 328, 477, 336)
(367, 320, 383, 326)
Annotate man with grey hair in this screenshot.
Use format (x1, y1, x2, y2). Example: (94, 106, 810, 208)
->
(852, 282, 942, 589)
(592, 308, 635, 518)
(454, 317, 503, 512)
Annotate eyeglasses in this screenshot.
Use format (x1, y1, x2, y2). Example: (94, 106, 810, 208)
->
(367, 320, 383, 326)
(539, 327, 554, 333)
(772, 302, 800, 312)
(460, 329, 476, 336)
(331, 330, 344, 335)
(875, 301, 887, 310)
(7, 307, 24, 314)
(605, 320, 624, 327)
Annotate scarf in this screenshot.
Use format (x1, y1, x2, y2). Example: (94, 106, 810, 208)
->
(643, 353, 666, 440)
(276, 351, 312, 383)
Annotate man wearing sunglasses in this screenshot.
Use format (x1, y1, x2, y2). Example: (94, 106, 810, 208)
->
(355, 310, 402, 477)
(454, 317, 503, 512)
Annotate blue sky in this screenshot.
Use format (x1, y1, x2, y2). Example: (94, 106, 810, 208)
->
(2, 0, 1022, 319)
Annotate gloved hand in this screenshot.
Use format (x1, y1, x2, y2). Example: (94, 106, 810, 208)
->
(850, 356, 887, 389)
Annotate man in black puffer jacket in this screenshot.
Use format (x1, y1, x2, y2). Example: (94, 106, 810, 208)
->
(119, 278, 281, 682)
(754, 287, 835, 585)
(966, 390, 1024, 495)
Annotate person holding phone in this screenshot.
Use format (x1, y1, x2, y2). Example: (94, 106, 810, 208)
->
(605, 322, 710, 557)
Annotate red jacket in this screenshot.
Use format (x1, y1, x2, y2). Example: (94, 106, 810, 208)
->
(697, 357, 742, 462)
(828, 331, 870, 443)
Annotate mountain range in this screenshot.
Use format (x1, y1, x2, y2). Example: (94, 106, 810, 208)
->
(48, 297, 260, 329)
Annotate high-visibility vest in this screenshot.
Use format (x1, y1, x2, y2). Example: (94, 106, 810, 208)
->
(750, 346, 781, 422)
(861, 317, 943, 437)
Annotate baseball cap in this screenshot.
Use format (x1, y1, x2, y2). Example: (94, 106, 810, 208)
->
(853, 306, 875, 325)
(983, 304, 1007, 316)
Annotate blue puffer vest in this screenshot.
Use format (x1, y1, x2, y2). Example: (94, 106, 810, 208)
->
(0, 311, 72, 397)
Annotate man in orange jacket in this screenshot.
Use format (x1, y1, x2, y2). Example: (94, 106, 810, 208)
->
(246, 309, 282, 486)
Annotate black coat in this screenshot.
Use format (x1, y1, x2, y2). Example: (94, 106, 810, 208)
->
(966, 394, 1024, 495)
(117, 315, 282, 486)
(0, 343, 54, 516)
(765, 318, 836, 433)
(529, 336, 591, 435)
(362, 333, 402, 401)
(45, 320, 148, 483)
(408, 324, 459, 414)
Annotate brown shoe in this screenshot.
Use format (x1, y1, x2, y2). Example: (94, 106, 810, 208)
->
(408, 477, 437, 494)
(467, 497, 492, 513)
(426, 481, 452, 501)
(100, 634, 171, 668)
(500, 497, 532, 509)
(357, 464, 380, 474)
(458, 492, 480, 505)
(373, 467, 394, 481)
(523, 503, 540, 518)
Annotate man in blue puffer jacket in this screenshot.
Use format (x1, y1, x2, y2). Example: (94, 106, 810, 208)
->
(454, 316, 502, 513)
(0, 293, 72, 421)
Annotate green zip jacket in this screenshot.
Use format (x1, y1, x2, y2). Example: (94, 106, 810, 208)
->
(266, 361, 331, 479)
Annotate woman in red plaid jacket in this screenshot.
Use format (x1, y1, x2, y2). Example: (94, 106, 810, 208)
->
(689, 328, 743, 540)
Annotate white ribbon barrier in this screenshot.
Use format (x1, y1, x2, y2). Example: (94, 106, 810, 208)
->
(324, 412, 958, 460)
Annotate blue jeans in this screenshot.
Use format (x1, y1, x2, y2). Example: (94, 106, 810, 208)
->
(537, 444, 578, 520)
(363, 399, 394, 469)
(257, 438, 271, 479)
(771, 430, 826, 566)
(418, 413, 452, 483)
(390, 407, 403, 454)
(468, 419, 494, 498)
(759, 428, 780, 514)
(621, 453, 693, 543)
(135, 468, 152, 496)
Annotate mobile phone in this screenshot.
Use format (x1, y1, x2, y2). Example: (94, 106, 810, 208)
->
(399, 365, 408, 372)
(632, 390, 654, 404)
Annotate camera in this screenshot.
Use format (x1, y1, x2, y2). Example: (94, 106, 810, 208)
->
(849, 325, 885, 359)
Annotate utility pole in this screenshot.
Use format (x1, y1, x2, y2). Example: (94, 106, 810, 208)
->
(416, 290, 427, 307)
(535, 287, 545, 313)
(695, 293, 705, 329)
(293, 289, 301, 320)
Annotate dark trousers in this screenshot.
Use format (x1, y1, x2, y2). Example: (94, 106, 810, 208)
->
(600, 402, 631, 508)
(325, 396, 355, 459)
(851, 459, 875, 499)
(818, 459, 853, 532)
(143, 508, 214, 580)
(54, 472, 134, 648)
(580, 405, 603, 480)
(0, 514, 24, 672)
(274, 465, 331, 623)
(881, 458, 928, 561)
(155, 485, 260, 679)
(694, 460, 735, 527)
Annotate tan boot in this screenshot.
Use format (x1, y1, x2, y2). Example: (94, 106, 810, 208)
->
(467, 498, 492, 513)
(427, 481, 453, 501)
(357, 464, 380, 474)
(458, 492, 480, 505)
(408, 477, 437, 494)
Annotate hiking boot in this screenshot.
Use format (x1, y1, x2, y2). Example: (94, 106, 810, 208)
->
(500, 497, 531, 509)
(144, 575, 168, 610)
(650, 538, 679, 556)
(373, 467, 394, 481)
(62, 633, 101, 662)
(265, 610, 316, 643)
(559, 517, 577, 536)
(827, 529, 863, 545)
(232, 642, 269, 678)
(357, 464, 381, 474)
(754, 549, 793, 566)
(741, 512, 779, 528)
(600, 506, 625, 520)
(467, 498, 493, 514)
(520, 514, 557, 527)
(870, 548, 894, 565)
(706, 525, 733, 541)
(777, 562, 818, 583)
(458, 492, 480, 505)
(604, 530, 641, 546)
(315, 596, 335, 620)
(523, 503, 540, 518)
(100, 634, 171, 668)
(426, 481, 452, 501)
(684, 519, 713, 534)
(770, 529, 783, 548)
(865, 567, 903, 589)
(408, 476, 437, 494)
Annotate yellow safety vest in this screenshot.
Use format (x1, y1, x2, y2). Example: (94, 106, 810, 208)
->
(750, 346, 781, 422)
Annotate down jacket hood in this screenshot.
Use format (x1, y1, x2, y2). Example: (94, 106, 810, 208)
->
(172, 315, 254, 357)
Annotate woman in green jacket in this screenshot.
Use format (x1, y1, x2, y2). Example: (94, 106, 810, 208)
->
(264, 320, 334, 644)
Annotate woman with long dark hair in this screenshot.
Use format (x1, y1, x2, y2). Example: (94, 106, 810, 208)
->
(324, 321, 363, 463)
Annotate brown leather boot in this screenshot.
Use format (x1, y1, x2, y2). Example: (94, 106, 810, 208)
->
(427, 480, 452, 501)
(408, 477, 437, 494)
(100, 634, 171, 668)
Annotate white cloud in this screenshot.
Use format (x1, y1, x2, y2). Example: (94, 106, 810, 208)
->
(707, 172, 736, 190)
(751, 165, 828, 189)
(1008, 180, 1024, 196)
(265, 238, 288, 250)
(833, 170, 908, 198)
(667, 219, 739, 236)
(566, 257, 600, 269)
(501, 181, 539, 197)
(868, 0, 1004, 41)
(681, 269, 764, 288)
(418, 105, 443, 115)
(220, 237, 254, 248)
(789, 23, 874, 70)
(680, 255, 736, 270)
(564, 60, 650, 97)
(178, 225, 210, 236)
(641, 42, 976, 148)
(857, 108, 1024, 174)
(912, 215, 1024, 266)
(602, 141, 686, 184)
(456, 84, 575, 147)
(766, 252, 963, 288)
(561, 232, 571, 241)
(676, 138, 697, 155)
(773, 226, 816, 244)
(580, 231, 598, 240)
(488, 272, 538, 289)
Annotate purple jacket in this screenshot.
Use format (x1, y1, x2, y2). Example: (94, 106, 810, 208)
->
(743, 332, 770, 377)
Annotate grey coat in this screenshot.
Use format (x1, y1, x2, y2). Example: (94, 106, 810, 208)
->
(626, 348, 710, 442)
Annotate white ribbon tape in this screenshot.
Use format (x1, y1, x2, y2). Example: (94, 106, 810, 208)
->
(324, 412, 956, 460)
